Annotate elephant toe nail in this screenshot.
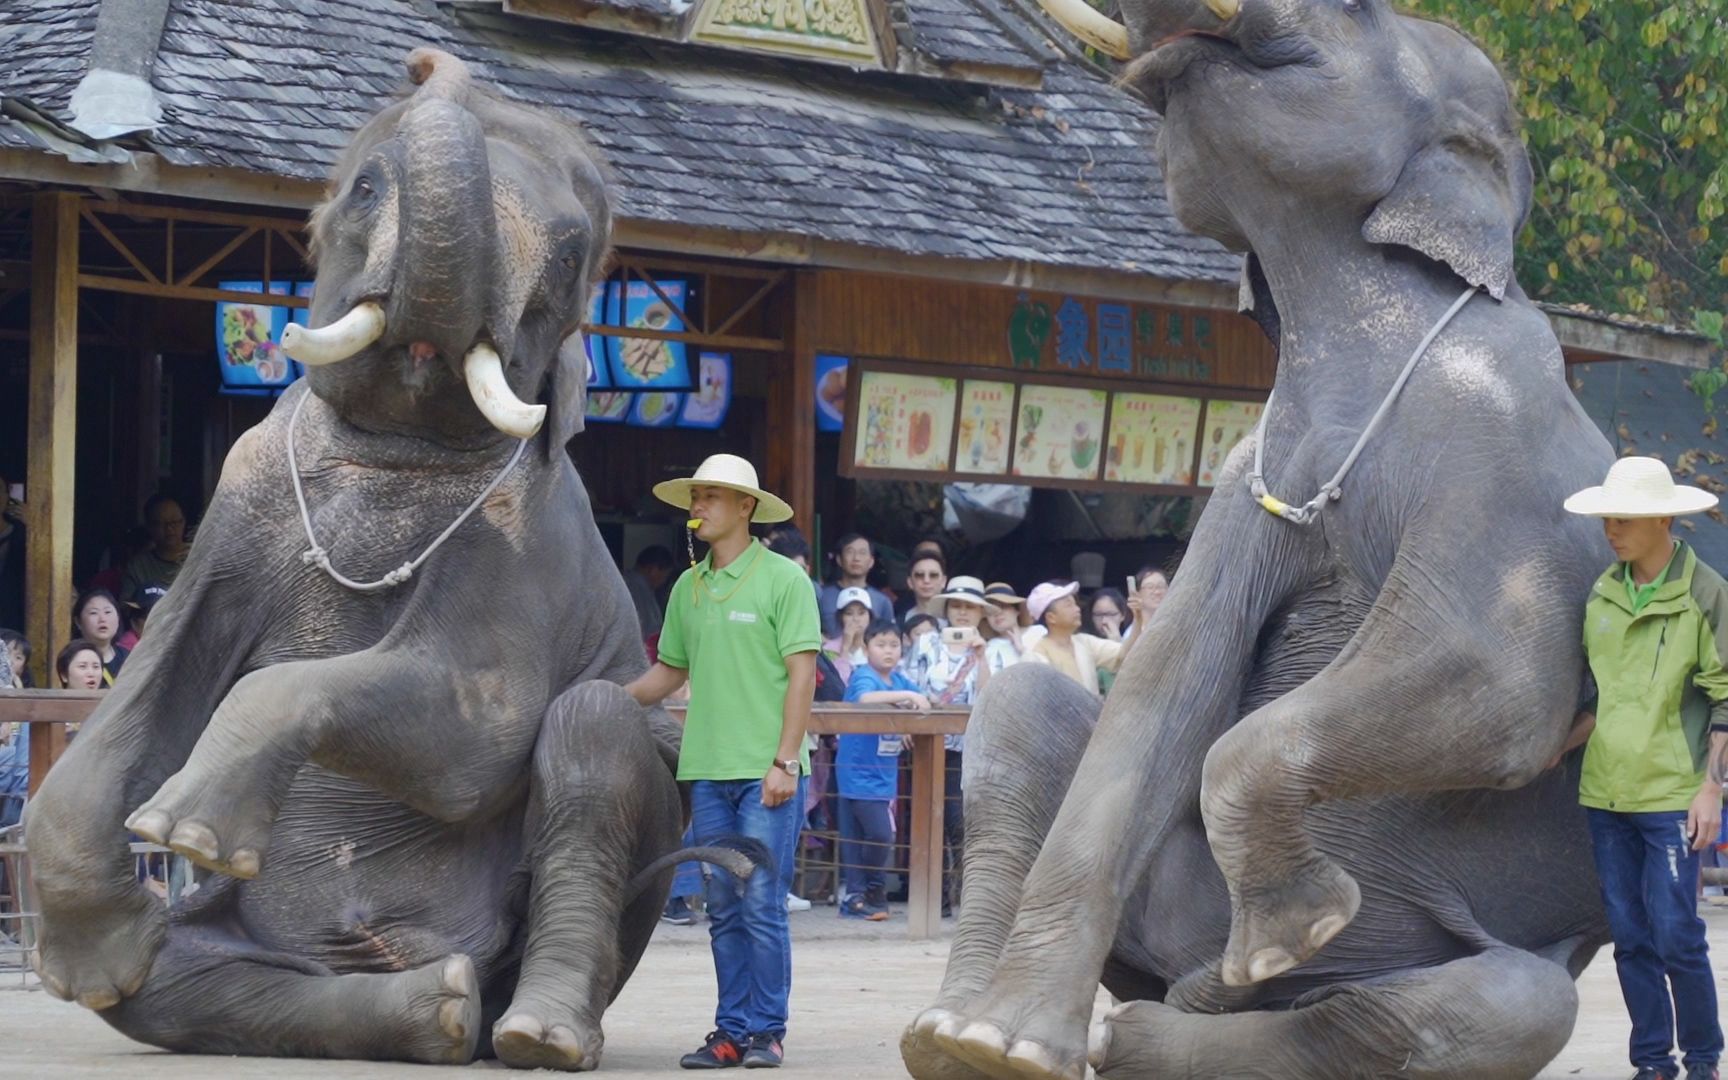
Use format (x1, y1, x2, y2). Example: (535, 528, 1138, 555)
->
(127, 809, 171, 844)
(167, 821, 219, 862)
(437, 997, 469, 1040)
(441, 954, 475, 996)
(76, 986, 120, 1011)
(1308, 914, 1349, 948)
(228, 848, 261, 878)
(1246, 947, 1295, 983)
(1087, 1021, 1112, 1068)
(495, 1013, 543, 1041)
(956, 1021, 1008, 1055)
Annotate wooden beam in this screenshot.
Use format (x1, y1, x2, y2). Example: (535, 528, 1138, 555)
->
(80, 206, 159, 284)
(25, 191, 80, 691)
(174, 225, 259, 287)
(710, 271, 787, 338)
(762, 270, 817, 539)
(78, 273, 310, 308)
(1546, 308, 1716, 370)
(86, 198, 306, 232)
(581, 322, 780, 353)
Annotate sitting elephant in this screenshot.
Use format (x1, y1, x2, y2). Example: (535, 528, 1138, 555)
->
(904, 3, 1616, 1079)
(24, 48, 716, 1071)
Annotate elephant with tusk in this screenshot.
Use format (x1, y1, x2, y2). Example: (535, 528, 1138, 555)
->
(904, 2, 1617, 1079)
(23, 49, 719, 1071)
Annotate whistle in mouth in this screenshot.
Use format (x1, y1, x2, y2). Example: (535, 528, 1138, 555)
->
(687, 518, 702, 530)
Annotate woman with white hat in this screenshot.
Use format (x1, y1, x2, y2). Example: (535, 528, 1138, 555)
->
(1557, 455, 1727, 1080)
(1022, 580, 1144, 697)
(624, 453, 820, 1070)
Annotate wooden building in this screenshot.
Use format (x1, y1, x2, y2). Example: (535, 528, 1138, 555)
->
(0, 0, 1714, 685)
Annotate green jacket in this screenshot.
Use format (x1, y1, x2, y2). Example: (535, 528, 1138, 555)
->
(1581, 541, 1728, 813)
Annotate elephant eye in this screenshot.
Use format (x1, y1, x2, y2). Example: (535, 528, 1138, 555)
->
(1342, 0, 1360, 9)
(561, 251, 580, 272)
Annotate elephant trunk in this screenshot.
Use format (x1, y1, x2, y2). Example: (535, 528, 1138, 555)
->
(391, 49, 495, 372)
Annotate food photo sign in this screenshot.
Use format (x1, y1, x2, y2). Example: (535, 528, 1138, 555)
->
(1012, 385, 1107, 482)
(1105, 391, 1202, 486)
(1198, 399, 1265, 487)
(216, 280, 300, 396)
(850, 368, 958, 474)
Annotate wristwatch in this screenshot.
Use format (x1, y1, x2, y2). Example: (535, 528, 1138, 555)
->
(776, 757, 801, 777)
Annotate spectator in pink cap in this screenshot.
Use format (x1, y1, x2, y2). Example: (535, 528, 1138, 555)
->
(1023, 580, 1144, 696)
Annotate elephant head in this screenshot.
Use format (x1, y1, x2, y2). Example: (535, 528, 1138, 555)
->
(1042, 0, 1530, 304)
(287, 48, 611, 458)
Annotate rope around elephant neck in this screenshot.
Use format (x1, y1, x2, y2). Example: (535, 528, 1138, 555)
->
(285, 390, 529, 594)
(1246, 285, 1480, 526)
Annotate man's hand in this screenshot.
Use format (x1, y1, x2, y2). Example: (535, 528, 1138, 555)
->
(1687, 781, 1723, 853)
(761, 764, 799, 807)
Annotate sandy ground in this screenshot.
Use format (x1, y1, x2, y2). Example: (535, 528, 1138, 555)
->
(2, 903, 1727, 1079)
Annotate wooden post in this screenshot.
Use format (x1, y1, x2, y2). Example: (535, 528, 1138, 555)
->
(907, 732, 947, 940)
(25, 191, 79, 690)
(765, 271, 817, 538)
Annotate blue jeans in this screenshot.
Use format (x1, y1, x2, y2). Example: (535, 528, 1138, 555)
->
(838, 797, 894, 899)
(690, 777, 806, 1042)
(1587, 808, 1724, 1074)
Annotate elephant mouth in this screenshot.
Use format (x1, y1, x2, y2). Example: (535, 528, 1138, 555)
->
(282, 307, 546, 440)
(1129, 29, 1320, 114)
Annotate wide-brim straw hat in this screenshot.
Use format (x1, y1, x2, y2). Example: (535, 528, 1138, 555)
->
(1563, 456, 1718, 519)
(935, 575, 997, 611)
(984, 582, 1025, 606)
(653, 453, 794, 524)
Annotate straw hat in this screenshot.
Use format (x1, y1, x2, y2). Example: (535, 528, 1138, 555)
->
(935, 575, 997, 611)
(984, 582, 1025, 606)
(1563, 456, 1718, 519)
(1026, 580, 1080, 622)
(653, 454, 794, 523)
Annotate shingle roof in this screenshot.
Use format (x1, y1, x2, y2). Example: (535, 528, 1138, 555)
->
(0, 0, 1241, 285)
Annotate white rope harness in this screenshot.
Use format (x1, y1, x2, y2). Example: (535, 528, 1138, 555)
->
(286, 391, 529, 594)
(1246, 285, 1480, 526)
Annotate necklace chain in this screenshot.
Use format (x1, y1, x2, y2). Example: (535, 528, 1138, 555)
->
(286, 391, 529, 594)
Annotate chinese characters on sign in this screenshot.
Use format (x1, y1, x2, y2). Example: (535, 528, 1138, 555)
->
(1008, 293, 1219, 383)
(1105, 392, 1203, 486)
(955, 380, 1015, 475)
(854, 370, 958, 472)
(1012, 385, 1108, 482)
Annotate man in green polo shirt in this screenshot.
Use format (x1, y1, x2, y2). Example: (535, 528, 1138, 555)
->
(1560, 456, 1728, 1080)
(626, 454, 819, 1071)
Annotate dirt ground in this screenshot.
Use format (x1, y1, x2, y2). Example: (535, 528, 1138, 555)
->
(2, 903, 1726, 1079)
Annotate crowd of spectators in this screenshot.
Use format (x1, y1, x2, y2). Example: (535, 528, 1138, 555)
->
(640, 524, 1175, 925)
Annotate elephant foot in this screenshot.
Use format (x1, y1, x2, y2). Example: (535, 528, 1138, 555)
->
(386, 954, 482, 1065)
(492, 1004, 603, 1072)
(902, 1004, 1089, 1080)
(1087, 999, 1182, 1078)
(31, 883, 166, 1011)
(127, 770, 276, 879)
(1219, 856, 1360, 987)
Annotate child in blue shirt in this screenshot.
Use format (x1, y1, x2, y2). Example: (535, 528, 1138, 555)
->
(839, 620, 930, 920)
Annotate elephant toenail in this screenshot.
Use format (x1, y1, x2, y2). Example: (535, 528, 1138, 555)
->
(76, 986, 120, 1011)
(1247, 947, 1296, 983)
(495, 1014, 543, 1041)
(167, 821, 220, 863)
(1087, 1021, 1112, 1069)
(126, 809, 172, 845)
(438, 998, 469, 1040)
(1308, 914, 1349, 949)
(441, 954, 474, 995)
(955, 1021, 1009, 1055)
(228, 848, 261, 878)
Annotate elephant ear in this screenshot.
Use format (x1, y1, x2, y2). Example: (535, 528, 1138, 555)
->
(543, 330, 588, 461)
(1363, 128, 1532, 301)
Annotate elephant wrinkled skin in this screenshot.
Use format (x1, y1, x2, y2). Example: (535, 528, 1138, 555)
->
(905, 3, 1613, 1079)
(24, 49, 694, 1071)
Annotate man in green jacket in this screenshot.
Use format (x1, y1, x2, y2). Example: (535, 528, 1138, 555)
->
(1562, 456, 1728, 1080)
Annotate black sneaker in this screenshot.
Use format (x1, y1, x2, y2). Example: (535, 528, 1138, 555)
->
(680, 1030, 744, 1069)
(742, 1033, 783, 1069)
(662, 896, 697, 926)
(1632, 1069, 1675, 1080)
(1685, 1066, 1719, 1080)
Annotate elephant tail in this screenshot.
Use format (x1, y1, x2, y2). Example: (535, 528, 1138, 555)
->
(625, 836, 773, 902)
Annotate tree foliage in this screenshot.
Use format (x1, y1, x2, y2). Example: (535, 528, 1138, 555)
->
(1405, 0, 1728, 327)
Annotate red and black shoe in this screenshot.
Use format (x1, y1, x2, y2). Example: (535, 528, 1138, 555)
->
(742, 1032, 784, 1069)
(680, 1030, 745, 1069)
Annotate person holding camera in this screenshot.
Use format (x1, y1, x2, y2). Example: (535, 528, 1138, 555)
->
(902, 575, 995, 917)
(1023, 580, 1145, 697)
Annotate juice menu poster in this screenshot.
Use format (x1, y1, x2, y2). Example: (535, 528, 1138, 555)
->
(1105, 392, 1203, 485)
(1012, 385, 1108, 482)
(954, 380, 1015, 475)
(854, 371, 958, 472)
(1198, 399, 1266, 487)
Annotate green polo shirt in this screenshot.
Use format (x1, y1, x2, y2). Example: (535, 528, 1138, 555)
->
(657, 539, 821, 782)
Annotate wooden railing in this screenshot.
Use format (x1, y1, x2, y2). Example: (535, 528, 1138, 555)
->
(0, 692, 968, 940)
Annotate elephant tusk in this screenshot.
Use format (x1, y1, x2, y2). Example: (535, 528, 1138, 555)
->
(463, 343, 546, 439)
(1034, 0, 1131, 59)
(280, 302, 386, 366)
(1204, 0, 1239, 21)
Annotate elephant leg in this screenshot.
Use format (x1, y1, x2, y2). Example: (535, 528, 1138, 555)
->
(492, 681, 681, 1073)
(101, 931, 482, 1064)
(127, 648, 543, 879)
(1089, 948, 1578, 1080)
(902, 664, 1101, 1080)
(905, 471, 1323, 1080)
(1200, 558, 1571, 987)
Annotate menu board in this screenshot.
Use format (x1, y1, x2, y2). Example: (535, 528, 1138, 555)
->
(1012, 385, 1108, 481)
(954, 380, 1015, 475)
(1198, 399, 1266, 487)
(854, 370, 958, 472)
(1105, 392, 1203, 485)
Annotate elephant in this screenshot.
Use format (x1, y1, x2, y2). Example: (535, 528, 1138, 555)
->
(903, 2, 1618, 1078)
(23, 48, 727, 1071)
